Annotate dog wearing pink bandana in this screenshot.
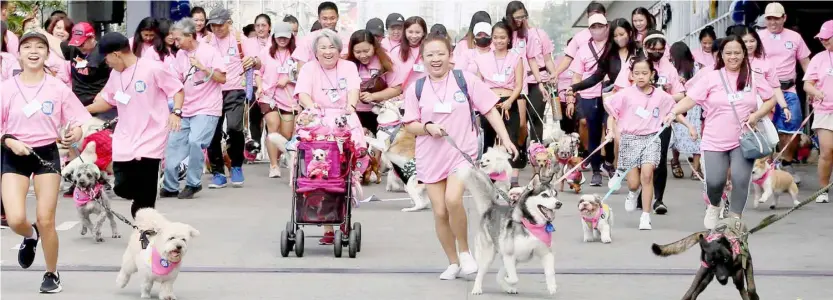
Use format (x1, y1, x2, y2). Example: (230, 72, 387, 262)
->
(117, 208, 199, 300)
(577, 194, 614, 244)
(64, 163, 120, 242)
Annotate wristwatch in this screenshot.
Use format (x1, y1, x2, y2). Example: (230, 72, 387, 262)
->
(172, 109, 183, 117)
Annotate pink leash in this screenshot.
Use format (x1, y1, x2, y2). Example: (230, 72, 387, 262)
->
(553, 138, 612, 184)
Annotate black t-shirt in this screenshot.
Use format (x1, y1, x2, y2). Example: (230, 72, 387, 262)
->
(61, 41, 110, 105)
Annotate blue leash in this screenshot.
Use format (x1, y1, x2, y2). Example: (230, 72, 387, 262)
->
(601, 125, 669, 202)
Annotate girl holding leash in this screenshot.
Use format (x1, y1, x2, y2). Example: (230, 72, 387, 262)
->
(804, 20, 833, 204)
(347, 29, 404, 135)
(1, 31, 91, 293)
(663, 35, 776, 230)
(401, 33, 518, 280)
(604, 57, 697, 230)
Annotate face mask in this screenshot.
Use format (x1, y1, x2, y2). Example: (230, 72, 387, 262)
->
(647, 51, 663, 62)
(614, 36, 629, 47)
(475, 37, 492, 48)
(590, 28, 607, 42)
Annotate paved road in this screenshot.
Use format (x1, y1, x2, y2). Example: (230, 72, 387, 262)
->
(2, 162, 831, 299)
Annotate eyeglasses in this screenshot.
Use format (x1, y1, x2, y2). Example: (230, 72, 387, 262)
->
(513, 15, 528, 21)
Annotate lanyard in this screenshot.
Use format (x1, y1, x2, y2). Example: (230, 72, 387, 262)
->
(429, 73, 450, 104)
(274, 49, 289, 67)
(13, 75, 46, 104)
(120, 63, 139, 92)
(214, 35, 232, 56)
(319, 62, 340, 90)
(493, 51, 508, 75)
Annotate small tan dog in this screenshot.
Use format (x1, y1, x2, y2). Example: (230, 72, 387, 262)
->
(577, 194, 613, 243)
(750, 158, 799, 210)
(117, 208, 199, 300)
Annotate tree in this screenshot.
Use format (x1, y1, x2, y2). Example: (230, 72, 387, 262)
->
(539, 0, 572, 54)
(5, 1, 67, 36)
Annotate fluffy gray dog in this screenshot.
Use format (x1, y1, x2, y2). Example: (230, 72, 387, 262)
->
(66, 163, 120, 242)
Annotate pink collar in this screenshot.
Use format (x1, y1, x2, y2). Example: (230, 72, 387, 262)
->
(150, 246, 180, 276)
(73, 184, 103, 207)
(521, 219, 553, 245)
(377, 120, 401, 128)
(557, 157, 570, 165)
(581, 204, 608, 229)
(700, 233, 741, 268)
(489, 171, 509, 182)
(751, 167, 771, 186)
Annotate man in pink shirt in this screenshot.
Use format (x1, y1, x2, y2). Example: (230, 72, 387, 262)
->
(85, 32, 184, 216)
(552, 2, 606, 84)
(204, 8, 254, 188)
(758, 2, 812, 183)
(291, 2, 351, 70)
(382, 13, 405, 53)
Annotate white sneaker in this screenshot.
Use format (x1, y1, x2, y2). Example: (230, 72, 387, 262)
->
(624, 191, 637, 212)
(639, 212, 652, 230)
(817, 192, 829, 203)
(269, 167, 281, 178)
(704, 205, 720, 230)
(458, 252, 478, 275)
(440, 264, 461, 280)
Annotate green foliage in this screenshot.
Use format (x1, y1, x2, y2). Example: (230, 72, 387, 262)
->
(5, 0, 67, 35)
(539, 0, 572, 54)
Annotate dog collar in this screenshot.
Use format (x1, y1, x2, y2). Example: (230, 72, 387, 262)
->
(489, 171, 509, 182)
(751, 167, 771, 186)
(557, 157, 570, 165)
(521, 219, 553, 245)
(73, 183, 104, 207)
(581, 203, 609, 229)
(149, 246, 180, 276)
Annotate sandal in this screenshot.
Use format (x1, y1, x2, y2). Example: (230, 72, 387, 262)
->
(690, 165, 702, 181)
(671, 159, 684, 178)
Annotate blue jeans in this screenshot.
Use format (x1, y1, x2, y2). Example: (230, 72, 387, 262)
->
(577, 96, 605, 172)
(773, 92, 803, 134)
(162, 115, 220, 192)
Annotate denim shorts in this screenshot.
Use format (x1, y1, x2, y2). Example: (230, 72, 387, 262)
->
(773, 92, 803, 134)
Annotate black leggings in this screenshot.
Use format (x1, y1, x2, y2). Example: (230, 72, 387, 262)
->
(113, 158, 162, 218)
(482, 97, 527, 169)
(248, 100, 264, 144)
(637, 127, 672, 206)
(526, 83, 546, 142)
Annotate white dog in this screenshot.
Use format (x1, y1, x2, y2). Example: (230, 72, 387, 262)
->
(371, 101, 406, 192)
(479, 147, 513, 192)
(751, 158, 800, 209)
(578, 194, 614, 243)
(117, 208, 199, 300)
(64, 163, 120, 242)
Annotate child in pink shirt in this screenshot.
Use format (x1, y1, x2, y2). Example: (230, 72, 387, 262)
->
(804, 20, 833, 203)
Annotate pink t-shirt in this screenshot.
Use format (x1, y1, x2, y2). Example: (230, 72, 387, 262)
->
(564, 29, 590, 61)
(293, 59, 361, 109)
(381, 37, 401, 54)
(515, 28, 554, 83)
(291, 30, 351, 63)
(555, 55, 575, 101)
(257, 47, 297, 112)
(454, 47, 488, 74)
(605, 85, 675, 135)
(98, 58, 183, 161)
(401, 71, 498, 183)
(355, 56, 404, 112)
(687, 68, 774, 151)
(570, 40, 607, 98)
(614, 59, 685, 96)
(45, 52, 71, 86)
(4, 31, 19, 58)
(129, 38, 162, 62)
(1, 52, 20, 81)
(803, 51, 833, 114)
(691, 48, 715, 68)
(1, 75, 92, 147)
(757, 28, 811, 93)
(473, 50, 523, 90)
(749, 56, 780, 88)
(242, 37, 273, 58)
(390, 46, 425, 92)
(173, 43, 227, 117)
(208, 33, 245, 91)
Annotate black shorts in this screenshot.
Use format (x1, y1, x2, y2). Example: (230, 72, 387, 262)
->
(113, 158, 161, 201)
(1, 143, 61, 176)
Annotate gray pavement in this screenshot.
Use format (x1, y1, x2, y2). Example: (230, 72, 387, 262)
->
(2, 162, 832, 299)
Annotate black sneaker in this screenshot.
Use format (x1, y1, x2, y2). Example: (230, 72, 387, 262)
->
(602, 162, 616, 178)
(159, 189, 179, 198)
(18, 223, 39, 269)
(178, 185, 202, 199)
(590, 172, 603, 186)
(654, 201, 668, 215)
(39, 272, 62, 293)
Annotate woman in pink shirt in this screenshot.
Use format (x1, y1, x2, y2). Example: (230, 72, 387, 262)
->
(729, 26, 790, 117)
(293, 29, 368, 245)
(130, 17, 169, 62)
(664, 36, 776, 229)
(190, 7, 211, 42)
(393, 17, 428, 92)
(0, 22, 19, 80)
(804, 20, 833, 204)
(401, 33, 518, 280)
(453, 11, 491, 70)
(256, 21, 297, 178)
(347, 30, 404, 134)
(631, 7, 654, 46)
(243, 14, 276, 173)
(45, 15, 73, 85)
(473, 21, 526, 185)
(381, 13, 405, 53)
(605, 57, 696, 230)
(1, 32, 90, 293)
(454, 22, 492, 74)
(691, 26, 716, 68)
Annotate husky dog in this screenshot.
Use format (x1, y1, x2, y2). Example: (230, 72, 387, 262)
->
(64, 163, 120, 242)
(117, 208, 200, 300)
(479, 147, 513, 192)
(577, 194, 614, 243)
(750, 158, 799, 209)
(651, 218, 758, 300)
(463, 169, 562, 296)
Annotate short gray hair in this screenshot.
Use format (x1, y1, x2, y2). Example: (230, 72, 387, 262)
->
(312, 29, 343, 54)
(172, 18, 197, 38)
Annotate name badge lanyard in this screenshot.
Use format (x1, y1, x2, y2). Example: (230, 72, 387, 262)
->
(319, 62, 341, 100)
(214, 36, 232, 58)
(721, 69, 749, 100)
(430, 73, 450, 106)
(13, 76, 46, 105)
(494, 52, 507, 79)
(120, 64, 139, 94)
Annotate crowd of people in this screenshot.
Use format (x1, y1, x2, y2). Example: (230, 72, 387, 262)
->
(1, 0, 832, 293)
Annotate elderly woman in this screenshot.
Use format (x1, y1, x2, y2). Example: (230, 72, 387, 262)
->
(159, 18, 226, 200)
(294, 29, 368, 245)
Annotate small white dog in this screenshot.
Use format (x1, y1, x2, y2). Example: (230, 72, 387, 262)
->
(751, 158, 800, 209)
(577, 194, 614, 243)
(65, 163, 120, 242)
(117, 208, 199, 300)
(479, 147, 513, 192)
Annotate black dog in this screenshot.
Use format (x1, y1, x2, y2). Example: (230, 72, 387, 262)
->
(651, 218, 759, 300)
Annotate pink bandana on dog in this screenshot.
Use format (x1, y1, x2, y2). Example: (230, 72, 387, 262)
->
(73, 184, 104, 207)
(149, 247, 180, 276)
(751, 167, 771, 186)
(521, 219, 552, 245)
(489, 171, 509, 182)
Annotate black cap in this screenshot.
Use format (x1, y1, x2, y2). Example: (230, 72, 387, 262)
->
(385, 13, 405, 29)
(97, 32, 130, 56)
(18, 31, 50, 50)
(366, 18, 385, 37)
(430, 24, 448, 37)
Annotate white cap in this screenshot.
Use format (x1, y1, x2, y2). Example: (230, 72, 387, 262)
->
(763, 2, 785, 18)
(273, 21, 293, 38)
(588, 14, 608, 27)
(473, 22, 492, 36)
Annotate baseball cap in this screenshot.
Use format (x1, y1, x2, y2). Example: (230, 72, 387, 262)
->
(385, 13, 405, 29)
(473, 22, 491, 36)
(97, 32, 130, 56)
(588, 14, 608, 27)
(430, 24, 448, 37)
(18, 31, 49, 50)
(207, 8, 232, 26)
(273, 21, 293, 39)
(366, 18, 385, 37)
(68, 22, 95, 47)
(763, 2, 785, 18)
(816, 20, 833, 40)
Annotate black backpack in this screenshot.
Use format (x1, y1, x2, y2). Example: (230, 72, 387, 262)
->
(414, 69, 483, 160)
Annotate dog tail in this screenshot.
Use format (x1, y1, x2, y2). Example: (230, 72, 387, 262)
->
(651, 230, 709, 257)
(267, 133, 288, 153)
(134, 208, 169, 232)
(455, 167, 498, 214)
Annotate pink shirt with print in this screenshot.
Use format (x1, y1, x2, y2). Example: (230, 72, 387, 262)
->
(515, 28, 554, 83)
(691, 48, 715, 68)
(208, 33, 245, 91)
(605, 85, 675, 135)
(256, 48, 297, 112)
(356, 56, 404, 112)
(614, 59, 685, 96)
(757, 28, 811, 93)
(99, 58, 183, 161)
(749, 56, 780, 88)
(1, 75, 91, 147)
(401, 71, 498, 183)
(803, 50, 833, 114)
(570, 40, 607, 98)
(381, 37, 401, 54)
(473, 50, 522, 90)
(173, 42, 227, 117)
(687, 68, 774, 151)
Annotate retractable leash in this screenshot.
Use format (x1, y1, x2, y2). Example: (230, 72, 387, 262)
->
(600, 125, 669, 203)
(551, 137, 612, 184)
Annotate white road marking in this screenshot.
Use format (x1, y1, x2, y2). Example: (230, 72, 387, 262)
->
(56, 221, 79, 231)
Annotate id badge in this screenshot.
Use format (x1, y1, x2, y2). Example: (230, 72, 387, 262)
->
(75, 60, 88, 69)
(413, 64, 425, 73)
(728, 92, 742, 103)
(278, 66, 289, 74)
(22, 100, 42, 118)
(491, 73, 506, 82)
(114, 91, 131, 105)
(434, 102, 452, 114)
(656, 76, 667, 85)
(338, 78, 348, 90)
(517, 40, 526, 48)
(635, 107, 650, 119)
(785, 41, 794, 50)
(224, 56, 231, 64)
(227, 47, 236, 56)
(771, 34, 781, 40)
(826, 68, 833, 76)
(328, 90, 340, 102)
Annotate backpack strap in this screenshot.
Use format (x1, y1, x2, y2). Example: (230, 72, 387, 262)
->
(452, 69, 484, 160)
(415, 77, 426, 102)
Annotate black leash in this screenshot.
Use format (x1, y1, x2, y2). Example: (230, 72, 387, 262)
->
(746, 180, 833, 236)
(443, 135, 512, 203)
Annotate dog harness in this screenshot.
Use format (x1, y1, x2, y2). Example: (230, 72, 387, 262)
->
(73, 183, 104, 207)
(145, 246, 180, 276)
(527, 143, 549, 167)
(376, 121, 402, 144)
(489, 171, 509, 182)
(582, 203, 610, 229)
(700, 218, 748, 269)
(521, 219, 554, 246)
(750, 166, 772, 186)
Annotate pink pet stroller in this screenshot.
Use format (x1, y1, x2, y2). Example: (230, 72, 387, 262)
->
(280, 137, 363, 258)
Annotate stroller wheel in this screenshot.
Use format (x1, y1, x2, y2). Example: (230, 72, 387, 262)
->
(279, 230, 290, 257)
(294, 229, 305, 257)
(333, 231, 343, 258)
(353, 222, 362, 252)
(348, 229, 358, 258)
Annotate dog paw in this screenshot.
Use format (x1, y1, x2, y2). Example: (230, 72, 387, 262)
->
(502, 286, 518, 294)
(504, 275, 519, 284)
(116, 274, 129, 288)
(80, 226, 87, 235)
(769, 204, 776, 210)
(112, 233, 122, 239)
(601, 236, 612, 243)
(95, 236, 104, 243)
(141, 293, 151, 299)
(470, 287, 483, 295)
(583, 236, 593, 242)
(548, 284, 558, 295)
(160, 295, 177, 300)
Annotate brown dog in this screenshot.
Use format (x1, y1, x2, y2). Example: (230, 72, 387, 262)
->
(204, 137, 233, 176)
(563, 157, 584, 193)
(363, 152, 382, 185)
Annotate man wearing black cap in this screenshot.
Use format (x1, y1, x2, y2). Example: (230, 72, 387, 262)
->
(85, 32, 185, 218)
(366, 18, 385, 43)
(382, 13, 404, 53)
